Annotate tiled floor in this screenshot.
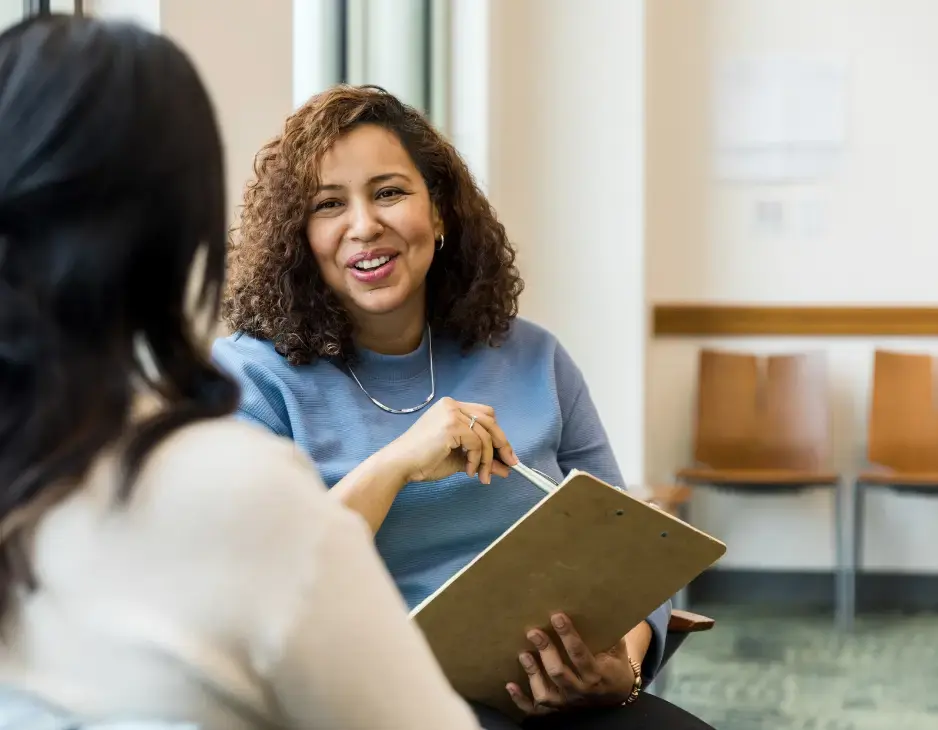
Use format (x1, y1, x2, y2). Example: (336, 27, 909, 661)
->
(661, 606, 938, 730)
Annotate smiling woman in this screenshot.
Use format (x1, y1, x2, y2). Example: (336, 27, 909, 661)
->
(225, 84, 520, 364)
(215, 85, 712, 730)
(304, 124, 442, 350)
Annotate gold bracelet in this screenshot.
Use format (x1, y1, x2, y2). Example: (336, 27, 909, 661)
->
(624, 656, 643, 705)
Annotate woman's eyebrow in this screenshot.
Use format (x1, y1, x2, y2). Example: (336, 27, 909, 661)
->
(317, 172, 412, 192)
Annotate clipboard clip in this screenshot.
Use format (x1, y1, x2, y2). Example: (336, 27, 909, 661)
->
(511, 462, 559, 495)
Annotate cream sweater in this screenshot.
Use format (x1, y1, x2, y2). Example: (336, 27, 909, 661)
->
(0, 418, 480, 730)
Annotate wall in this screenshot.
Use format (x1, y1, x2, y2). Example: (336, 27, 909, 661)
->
(159, 0, 293, 221)
(90, 0, 292, 220)
(484, 0, 647, 484)
(646, 0, 938, 571)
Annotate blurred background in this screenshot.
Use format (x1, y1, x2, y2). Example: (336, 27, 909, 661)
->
(4, 1, 938, 728)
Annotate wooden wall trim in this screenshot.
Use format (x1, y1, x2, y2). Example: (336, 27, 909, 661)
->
(653, 304, 938, 337)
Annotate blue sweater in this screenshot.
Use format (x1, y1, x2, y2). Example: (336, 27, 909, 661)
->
(212, 318, 670, 679)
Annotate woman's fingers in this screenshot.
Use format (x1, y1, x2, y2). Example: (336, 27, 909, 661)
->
(550, 614, 602, 685)
(463, 413, 495, 483)
(399, 397, 517, 484)
(442, 400, 517, 484)
(506, 682, 554, 717)
(517, 652, 560, 712)
(490, 460, 511, 479)
(457, 423, 484, 479)
(506, 683, 537, 715)
(460, 403, 518, 467)
(527, 628, 583, 696)
(472, 414, 517, 473)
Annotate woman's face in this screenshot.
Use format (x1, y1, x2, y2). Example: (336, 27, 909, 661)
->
(305, 124, 442, 321)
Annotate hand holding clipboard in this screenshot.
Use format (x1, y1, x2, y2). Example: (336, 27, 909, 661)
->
(411, 470, 726, 719)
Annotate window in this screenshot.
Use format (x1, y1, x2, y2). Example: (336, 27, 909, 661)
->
(2, 0, 84, 33)
(293, 0, 449, 132)
(0, 0, 24, 33)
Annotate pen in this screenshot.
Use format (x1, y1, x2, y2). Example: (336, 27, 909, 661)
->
(511, 461, 559, 495)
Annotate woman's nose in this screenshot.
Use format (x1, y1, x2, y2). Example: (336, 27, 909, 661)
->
(347, 201, 383, 242)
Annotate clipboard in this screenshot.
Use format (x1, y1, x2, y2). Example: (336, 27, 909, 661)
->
(410, 470, 726, 718)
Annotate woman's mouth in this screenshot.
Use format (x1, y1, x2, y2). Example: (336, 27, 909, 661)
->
(349, 253, 399, 283)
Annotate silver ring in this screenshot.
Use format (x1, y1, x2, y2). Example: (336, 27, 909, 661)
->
(467, 415, 477, 431)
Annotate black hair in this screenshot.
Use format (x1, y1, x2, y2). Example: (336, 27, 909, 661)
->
(0, 15, 238, 614)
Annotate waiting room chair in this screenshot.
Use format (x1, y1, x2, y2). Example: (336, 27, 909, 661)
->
(663, 609, 715, 667)
(849, 349, 938, 628)
(673, 349, 849, 628)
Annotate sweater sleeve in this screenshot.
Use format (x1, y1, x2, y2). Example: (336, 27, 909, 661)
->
(553, 342, 671, 682)
(246, 441, 481, 730)
(212, 336, 292, 437)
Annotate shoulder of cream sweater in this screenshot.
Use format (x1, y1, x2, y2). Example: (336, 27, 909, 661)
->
(66, 416, 341, 564)
(116, 416, 338, 538)
(134, 416, 319, 492)
(46, 416, 359, 635)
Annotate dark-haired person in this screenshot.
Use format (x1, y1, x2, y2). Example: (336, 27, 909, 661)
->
(0, 16, 483, 730)
(214, 86, 712, 730)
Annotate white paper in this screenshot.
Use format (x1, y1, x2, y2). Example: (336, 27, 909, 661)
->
(714, 55, 849, 182)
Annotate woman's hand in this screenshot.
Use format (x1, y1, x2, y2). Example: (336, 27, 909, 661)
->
(331, 397, 518, 534)
(387, 397, 518, 485)
(506, 613, 639, 717)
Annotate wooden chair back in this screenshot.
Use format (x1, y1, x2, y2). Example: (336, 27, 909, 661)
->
(693, 349, 830, 471)
(868, 350, 938, 472)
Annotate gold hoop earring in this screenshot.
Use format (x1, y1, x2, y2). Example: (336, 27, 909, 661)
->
(435, 235, 445, 251)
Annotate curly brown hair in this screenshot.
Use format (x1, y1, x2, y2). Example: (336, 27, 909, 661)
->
(223, 85, 524, 366)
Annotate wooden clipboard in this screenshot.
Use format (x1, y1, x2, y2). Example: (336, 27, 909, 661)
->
(410, 470, 726, 718)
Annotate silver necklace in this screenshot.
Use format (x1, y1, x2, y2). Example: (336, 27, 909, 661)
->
(347, 327, 435, 414)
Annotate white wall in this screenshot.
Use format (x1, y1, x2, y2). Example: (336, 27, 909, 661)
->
(159, 0, 293, 221)
(646, 0, 938, 572)
(88, 0, 293, 220)
(484, 0, 647, 484)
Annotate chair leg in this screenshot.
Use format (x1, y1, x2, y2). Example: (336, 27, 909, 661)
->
(673, 586, 690, 612)
(834, 479, 850, 631)
(851, 481, 865, 625)
(675, 495, 691, 524)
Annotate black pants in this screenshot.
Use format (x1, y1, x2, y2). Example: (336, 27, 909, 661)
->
(470, 695, 715, 730)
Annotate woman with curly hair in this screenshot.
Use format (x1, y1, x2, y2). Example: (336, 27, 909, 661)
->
(215, 86, 710, 730)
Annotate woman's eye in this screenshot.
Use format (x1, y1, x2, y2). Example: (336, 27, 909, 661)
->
(314, 199, 342, 212)
(376, 187, 405, 200)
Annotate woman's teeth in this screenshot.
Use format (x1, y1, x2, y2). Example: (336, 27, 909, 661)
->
(354, 255, 392, 271)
